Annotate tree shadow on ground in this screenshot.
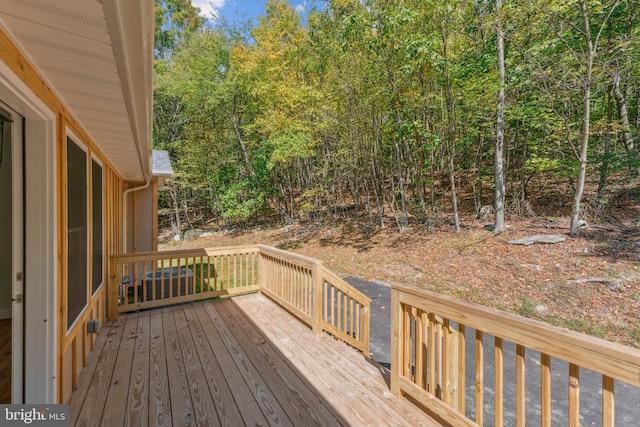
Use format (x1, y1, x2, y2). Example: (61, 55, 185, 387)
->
(581, 227, 640, 262)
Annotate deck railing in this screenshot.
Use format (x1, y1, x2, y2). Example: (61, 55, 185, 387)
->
(108, 245, 260, 317)
(257, 245, 370, 353)
(390, 283, 640, 427)
(320, 267, 370, 354)
(108, 245, 370, 354)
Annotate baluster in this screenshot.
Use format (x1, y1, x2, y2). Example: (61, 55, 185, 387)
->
(133, 262, 139, 303)
(458, 324, 466, 412)
(541, 353, 551, 427)
(428, 313, 436, 394)
(475, 329, 483, 426)
(569, 364, 580, 427)
(443, 319, 451, 404)
(602, 375, 614, 427)
(415, 309, 425, 388)
(495, 337, 503, 426)
(403, 304, 411, 378)
(142, 261, 148, 302)
(516, 345, 525, 427)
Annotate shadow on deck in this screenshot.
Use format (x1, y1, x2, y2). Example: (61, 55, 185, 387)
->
(69, 293, 440, 426)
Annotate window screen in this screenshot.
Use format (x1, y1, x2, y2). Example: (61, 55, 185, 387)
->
(92, 159, 103, 294)
(67, 137, 87, 329)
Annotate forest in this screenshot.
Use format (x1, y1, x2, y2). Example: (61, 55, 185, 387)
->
(153, 0, 640, 238)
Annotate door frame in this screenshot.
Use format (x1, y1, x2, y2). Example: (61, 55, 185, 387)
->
(0, 60, 57, 403)
(1, 100, 25, 403)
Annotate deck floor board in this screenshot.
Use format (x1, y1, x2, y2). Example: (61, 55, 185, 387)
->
(126, 310, 150, 427)
(70, 293, 440, 426)
(182, 304, 245, 427)
(148, 308, 171, 426)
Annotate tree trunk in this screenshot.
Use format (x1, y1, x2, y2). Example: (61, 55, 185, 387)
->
(570, 0, 594, 237)
(473, 134, 485, 213)
(612, 63, 634, 152)
(395, 141, 408, 232)
(442, 30, 460, 233)
(169, 186, 182, 240)
(231, 111, 293, 224)
(182, 200, 194, 234)
(494, 0, 506, 234)
(449, 150, 460, 233)
(430, 144, 436, 213)
(519, 129, 529, 201)
(598, 86, 614, 200)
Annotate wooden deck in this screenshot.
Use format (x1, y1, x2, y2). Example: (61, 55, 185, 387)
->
(70, 293, 440, 426)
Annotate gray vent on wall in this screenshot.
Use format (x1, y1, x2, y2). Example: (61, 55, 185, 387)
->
(87, 318, 100, 334)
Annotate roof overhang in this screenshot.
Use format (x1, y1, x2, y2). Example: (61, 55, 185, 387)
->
(152, 149, 174, 177)
(0, 0, 154, 182)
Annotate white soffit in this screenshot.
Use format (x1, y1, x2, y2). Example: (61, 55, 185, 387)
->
(0, 0, 153, 182)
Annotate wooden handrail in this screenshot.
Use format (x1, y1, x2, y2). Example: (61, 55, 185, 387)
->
(256, 244, 320, 270)
(390, 283, 640, 426)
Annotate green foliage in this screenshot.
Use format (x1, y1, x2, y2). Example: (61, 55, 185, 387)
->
(152, 0, 640, 230)
(154, 0, 204, 59)
(216, 179, 266, 221)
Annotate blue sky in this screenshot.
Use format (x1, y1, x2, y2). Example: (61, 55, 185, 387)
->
(191, 0, 317, 26)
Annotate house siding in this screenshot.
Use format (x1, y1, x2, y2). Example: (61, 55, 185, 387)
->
(0, 27, 126, 403)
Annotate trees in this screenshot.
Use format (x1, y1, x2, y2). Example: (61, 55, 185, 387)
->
(494, 0, 506, 234)
(152, 0, 640, 235)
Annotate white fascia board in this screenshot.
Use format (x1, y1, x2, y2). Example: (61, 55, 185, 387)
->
(101, 0, 153, 180)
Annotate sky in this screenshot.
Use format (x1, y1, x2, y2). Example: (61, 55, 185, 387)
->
(191, 0, 317, 26)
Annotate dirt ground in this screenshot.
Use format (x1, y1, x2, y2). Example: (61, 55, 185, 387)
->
(160, 214, 640, 348)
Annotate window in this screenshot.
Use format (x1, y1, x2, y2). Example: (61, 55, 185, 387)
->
(66, 137, 87, 329)
(91, 158, 103, 294)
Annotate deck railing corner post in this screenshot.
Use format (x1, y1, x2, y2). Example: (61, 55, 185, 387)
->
(390, 287, 401, 396)
(363, 302, 370, 356)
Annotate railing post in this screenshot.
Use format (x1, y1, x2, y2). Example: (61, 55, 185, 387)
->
(311, 260, 323, 336)
(390, 287, 401, 396)
(362, 301, 370, 356)
(258, 248, 267, 292)
(108, 256, 119, 321)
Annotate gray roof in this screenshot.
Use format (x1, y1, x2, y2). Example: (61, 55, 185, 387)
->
(152, 150, 175, 177)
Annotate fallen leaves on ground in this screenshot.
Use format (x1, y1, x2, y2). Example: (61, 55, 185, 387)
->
(161, 216, 640, 348)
